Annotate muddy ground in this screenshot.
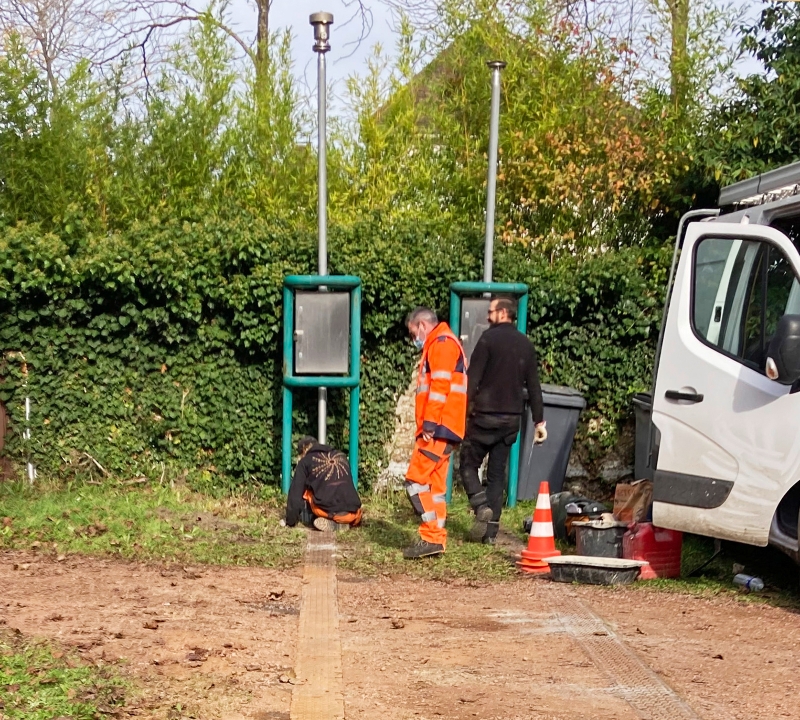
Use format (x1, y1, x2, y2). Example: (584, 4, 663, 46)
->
(1, 548, 798, 720)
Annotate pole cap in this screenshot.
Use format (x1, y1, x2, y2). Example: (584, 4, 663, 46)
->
(310, 12, 334, 52)
(487, 60, 507, 70)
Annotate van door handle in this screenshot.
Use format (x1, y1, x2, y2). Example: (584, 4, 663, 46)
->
(665, 390, 704, 403)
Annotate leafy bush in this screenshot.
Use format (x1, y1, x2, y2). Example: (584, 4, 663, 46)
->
(0, 216, 669, 486)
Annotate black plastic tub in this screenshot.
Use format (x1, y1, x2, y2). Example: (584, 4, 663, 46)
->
(574, 521, 628, 559)
(545, 556, 647, 585)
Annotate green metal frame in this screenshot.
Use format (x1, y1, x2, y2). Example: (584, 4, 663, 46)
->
(447, 281, 529, 508)
(281, 275, 362, 493)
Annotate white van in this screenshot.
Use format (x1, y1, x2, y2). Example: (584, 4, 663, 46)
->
(651, 161, 800, 562)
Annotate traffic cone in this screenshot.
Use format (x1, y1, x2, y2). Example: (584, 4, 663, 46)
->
(517, 481, 561, 574)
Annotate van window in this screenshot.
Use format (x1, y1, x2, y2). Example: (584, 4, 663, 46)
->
(693, 237, 800, 372)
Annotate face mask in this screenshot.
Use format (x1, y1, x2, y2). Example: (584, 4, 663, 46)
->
(413, 336, 425, 350)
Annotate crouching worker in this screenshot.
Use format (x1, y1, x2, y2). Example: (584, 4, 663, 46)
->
(285, 436, 363, 532)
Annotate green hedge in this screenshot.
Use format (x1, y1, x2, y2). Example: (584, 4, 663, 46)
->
(0, 216, 670, 487)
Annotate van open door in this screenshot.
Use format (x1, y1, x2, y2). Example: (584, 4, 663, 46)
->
(652, 221, 800, 547)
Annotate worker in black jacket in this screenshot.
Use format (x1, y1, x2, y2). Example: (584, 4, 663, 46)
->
(285, 436, 363, 532)
(460, 296, 547, 544)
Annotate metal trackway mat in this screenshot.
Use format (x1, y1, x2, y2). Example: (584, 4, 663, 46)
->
(290, 533, 345, 720)
(545, 586, 701, 720)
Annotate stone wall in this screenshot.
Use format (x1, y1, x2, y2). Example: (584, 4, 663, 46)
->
(374, 375, 417, 490)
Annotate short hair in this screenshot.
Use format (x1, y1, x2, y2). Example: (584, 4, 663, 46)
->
(297, 436, 317, 455)
(491, 295, 518, 321)
(406, 306, 438, 328)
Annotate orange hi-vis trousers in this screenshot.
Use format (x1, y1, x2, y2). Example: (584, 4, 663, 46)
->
(405, 437, 452, 548)
(303, 489, 363, 527)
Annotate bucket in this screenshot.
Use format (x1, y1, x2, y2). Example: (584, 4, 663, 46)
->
(574, 520, 627, 559)
(623, 522, 682, 579)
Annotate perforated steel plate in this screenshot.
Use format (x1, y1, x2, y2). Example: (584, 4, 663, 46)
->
(290, 533, 345, 720)
(545, 586, 700, 720)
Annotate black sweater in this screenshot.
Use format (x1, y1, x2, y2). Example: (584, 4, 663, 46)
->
(466, 322, 544, 424)
(286, 444, 362, 527)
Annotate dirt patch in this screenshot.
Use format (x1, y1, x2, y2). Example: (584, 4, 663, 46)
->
(338, 573, 638, 720)
(0, 551, 301, 719)
(3, 546, 800, 719)
(581, 585, 800, 720)
(155, 507, 242, 533)
(338, 571, 800, 720)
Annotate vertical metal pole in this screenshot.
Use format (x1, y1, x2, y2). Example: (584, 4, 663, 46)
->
(282, 282, 295, 493)
(349, 385, 360, 488)
(349, 283, 362, 487)
(316, 45, 328, 445)
(282, 386, 293, 494)
(445, 290, 462, 503)
(317, 48, 328, 276)
(24, 395, 34, 484)
(506, 291, 528, 508)
(311, 12, 333, 445)
(483, 61, 506, 284)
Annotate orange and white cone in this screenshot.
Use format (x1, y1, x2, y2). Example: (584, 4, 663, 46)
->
(516, 481, 561, 574)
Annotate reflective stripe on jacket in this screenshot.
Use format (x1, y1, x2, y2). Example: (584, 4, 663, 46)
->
(415, 322, 468, 444)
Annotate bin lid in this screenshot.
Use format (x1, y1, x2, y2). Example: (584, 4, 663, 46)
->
(541, 384, 586, 410)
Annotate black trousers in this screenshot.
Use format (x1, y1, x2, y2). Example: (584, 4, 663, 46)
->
(459, 413, 521, 521)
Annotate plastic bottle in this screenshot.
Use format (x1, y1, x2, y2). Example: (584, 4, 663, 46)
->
(733, 573, 764, 592)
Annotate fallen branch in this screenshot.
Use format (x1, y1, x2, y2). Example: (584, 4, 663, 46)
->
(82, 452, 112, 479)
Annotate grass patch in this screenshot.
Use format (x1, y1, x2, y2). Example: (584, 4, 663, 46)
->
(0, 478, 532, 579)
(0, 630, 127, 719)
(634, 534, 800, 609)
(499, 499, 537, 542)
(339, 488, 522, 580)
(0, 479, 305, 567)
(8, 477, 796, 606)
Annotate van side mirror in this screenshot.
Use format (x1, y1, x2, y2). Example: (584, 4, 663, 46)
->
(766, 315, 800, 385)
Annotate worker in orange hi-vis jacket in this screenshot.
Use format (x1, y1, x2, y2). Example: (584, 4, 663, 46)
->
(402, 306, 468, 559)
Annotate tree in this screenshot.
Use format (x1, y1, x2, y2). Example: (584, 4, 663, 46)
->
(343, 7, 677, 254)
(163, 0, 375, 93)
(0, 11, 316, 232)
(0, 0, 379, 104)
(665, 0, 690, 107)
(0, 0, 200, 95)
(0, 0, 112, 95)
(704, 2, 800, 184)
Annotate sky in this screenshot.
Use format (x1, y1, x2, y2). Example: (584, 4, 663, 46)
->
(221, 0, 765, 113)
(227, 0, 396, 103)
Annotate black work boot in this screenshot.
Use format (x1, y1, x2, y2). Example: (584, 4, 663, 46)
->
(482, 521, 500, 545)
(468, 505, 494, 542)
(402, 540, 445, 559)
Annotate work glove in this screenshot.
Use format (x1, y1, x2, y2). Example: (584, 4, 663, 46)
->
(534, 422, 547, 444)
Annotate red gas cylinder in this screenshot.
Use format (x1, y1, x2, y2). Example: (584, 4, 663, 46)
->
(622, 522, 683, 579)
